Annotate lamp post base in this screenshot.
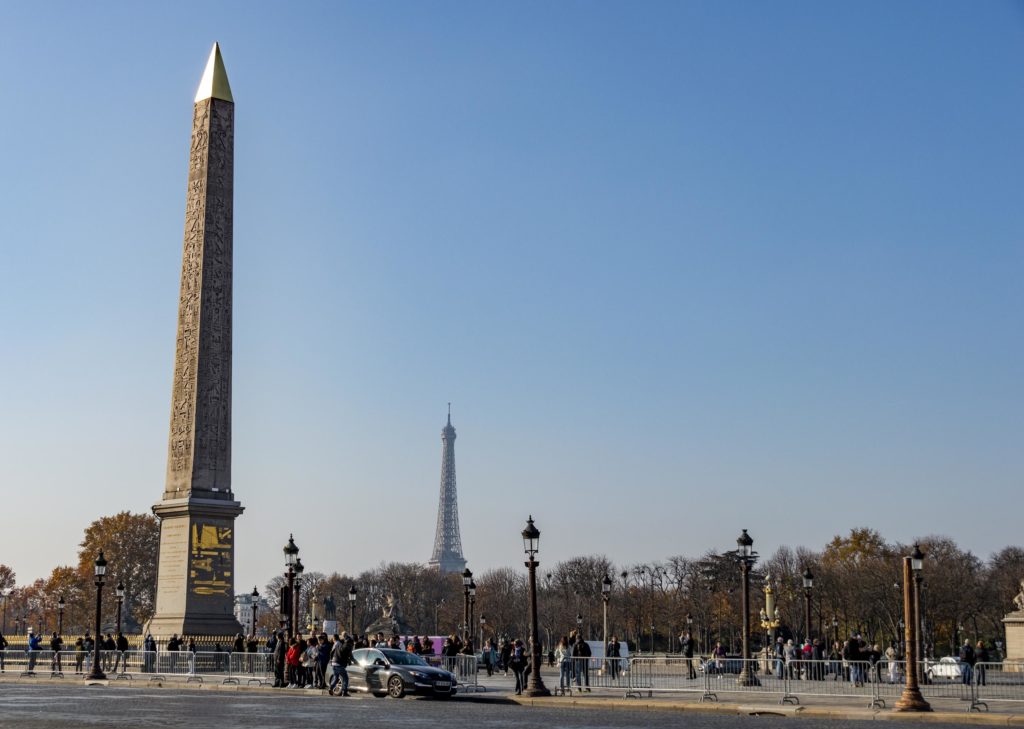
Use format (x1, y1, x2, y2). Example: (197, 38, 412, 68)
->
(86, 668, 107, 681)
(895, 689, 932, 712)
(738, 668, 760, 687)
(525, 684, 551, 697)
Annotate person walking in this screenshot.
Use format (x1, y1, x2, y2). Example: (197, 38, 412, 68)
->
(607, 636, 622, 680)
(975, 641, 989, 686)
(49, 631, 63, 675)
(573, 635, 591, 691)
(285, 637, 302, 688)
(272, 631, 287, 688)
(329, 634, 353, 696)
(74, 637, 85, 674)
(482, 639, 496, 677)
(509, 639, 528, 695)
(26, 630, 42, 675)
(555, 636, 572, 695)
(681, 630, 696, 679)
(82, 632, 95, 673)
(143, 634, 157, 673)
(959, 639, 976, 686)
(113, 631, 129, 674)
(500, 639, 512, 676)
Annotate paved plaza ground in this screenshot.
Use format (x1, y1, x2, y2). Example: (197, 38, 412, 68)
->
(0, 681, 1006, 729)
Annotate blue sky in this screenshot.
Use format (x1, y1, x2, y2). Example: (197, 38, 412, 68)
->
(1, 1, 1021, 591)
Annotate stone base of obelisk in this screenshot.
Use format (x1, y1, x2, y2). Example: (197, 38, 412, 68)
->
(1004, 612, 1024, 670)
(149, 496, 244, 638)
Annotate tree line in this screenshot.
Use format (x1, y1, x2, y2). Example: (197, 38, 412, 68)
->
(3, 515, 1021, 658)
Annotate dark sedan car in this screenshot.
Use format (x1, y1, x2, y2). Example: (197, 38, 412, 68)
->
(347, 648, 458, 698)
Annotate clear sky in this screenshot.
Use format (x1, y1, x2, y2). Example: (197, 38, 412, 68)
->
(1, 1, 1021, 592)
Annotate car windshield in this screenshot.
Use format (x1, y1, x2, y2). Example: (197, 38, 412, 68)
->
(381, 649, 428, 666)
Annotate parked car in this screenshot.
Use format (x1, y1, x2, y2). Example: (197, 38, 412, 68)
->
(347, 648, 457, 698)
(925, 657, 963, 681)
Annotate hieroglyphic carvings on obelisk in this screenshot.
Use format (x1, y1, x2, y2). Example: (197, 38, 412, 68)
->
(150, 43, 244, 637)
(165, 63, 234, 498)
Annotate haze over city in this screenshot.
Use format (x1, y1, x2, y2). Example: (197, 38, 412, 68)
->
(1, 0, 1021, 596)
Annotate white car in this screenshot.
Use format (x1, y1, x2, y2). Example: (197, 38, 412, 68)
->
(925, 656, 963, 680)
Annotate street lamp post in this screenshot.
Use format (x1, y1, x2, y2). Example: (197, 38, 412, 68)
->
(735, 529, 759, 686)
(87, 552, 107, 681)
(895, 553, 931, 712)
(293, 558, 305, 636)
(114, 581, 125, 636)
(251, 586, 259, 636)
(601, 575, 611, 659)
(832, 616, 839, 647)
(348, 585, 358, 636)
(480, 614, 487, 648)
(468, 581, 477, 647)
(522, 516, 550, 697)
(802, 568, 814, 641)
(911, 544, 925, 667)
(461, 568, 473, 638)
(1, 588, 10, 635)
(57, 595, 65, 636)
(283, 534, 299, 638)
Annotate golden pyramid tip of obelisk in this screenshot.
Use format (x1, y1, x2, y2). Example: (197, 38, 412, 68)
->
(195, 42, 233, 103)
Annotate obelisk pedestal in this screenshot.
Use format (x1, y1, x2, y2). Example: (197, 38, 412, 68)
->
(149, 43, 244, 638)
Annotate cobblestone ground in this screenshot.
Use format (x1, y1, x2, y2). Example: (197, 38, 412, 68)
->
(0, 684, 975, 729)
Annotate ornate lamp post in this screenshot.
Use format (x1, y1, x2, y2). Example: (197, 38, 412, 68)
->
(283, 534, 299, 638)
(832, 616, 839, 646)
(87, 552, 107, 681)
(57, 595, 65, 636)
(736, 529, 759, 686)
(480, 614, 487, 648)
(522, 516, 550, 696)
(462, 568, 473, 637)
(759, 573, 781, 670)
(686, 612, 694, 652)
(911, 544, 925, 665)
(895, 552, 931, 712)
(293, 558, 305, 635)
(601, 575, 611, 658)
(348, 585, 358, 636)
(114, 581, 125, 635)
(250, 586, 259, 636)
(1, 588, 11, 635)
(468, 581, 477, 646)
(802, 567, 814, 641)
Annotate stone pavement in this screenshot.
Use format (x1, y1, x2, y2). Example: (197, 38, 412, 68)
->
(1, 671, 1022, 726)
(0, 680, 991, 729)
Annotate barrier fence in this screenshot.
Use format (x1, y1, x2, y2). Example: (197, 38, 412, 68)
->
(2, 648, 1021, 710)
(427, 655, 480, 692)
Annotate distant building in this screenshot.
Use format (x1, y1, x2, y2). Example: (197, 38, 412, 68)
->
(234, 592, 271, 636)
(428, 406, 467, 573)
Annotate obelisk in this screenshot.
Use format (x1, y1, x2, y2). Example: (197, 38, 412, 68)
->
(149, 43, 244, 637)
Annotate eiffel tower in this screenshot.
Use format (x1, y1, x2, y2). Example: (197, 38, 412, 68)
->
(428, 405, 467, 573)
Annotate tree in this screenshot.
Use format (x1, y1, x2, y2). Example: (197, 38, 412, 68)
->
(0, 564, 15, 592)
(78, 512, 159, 631)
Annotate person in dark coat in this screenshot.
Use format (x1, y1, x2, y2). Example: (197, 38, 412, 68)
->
(273, 631, 287, 687)
(607, 636, 622, 680)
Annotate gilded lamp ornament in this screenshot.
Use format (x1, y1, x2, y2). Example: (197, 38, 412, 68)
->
(759, 573, 781, 631)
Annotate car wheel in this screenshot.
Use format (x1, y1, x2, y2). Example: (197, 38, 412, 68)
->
(388, 676, 406, 698)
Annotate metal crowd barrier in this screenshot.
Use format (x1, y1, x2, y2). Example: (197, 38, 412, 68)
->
(0, 650, 275, 685)
(554, 657, 630, 696)
(975, 661, 1024, 708)
(431, 655, 480, 692)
